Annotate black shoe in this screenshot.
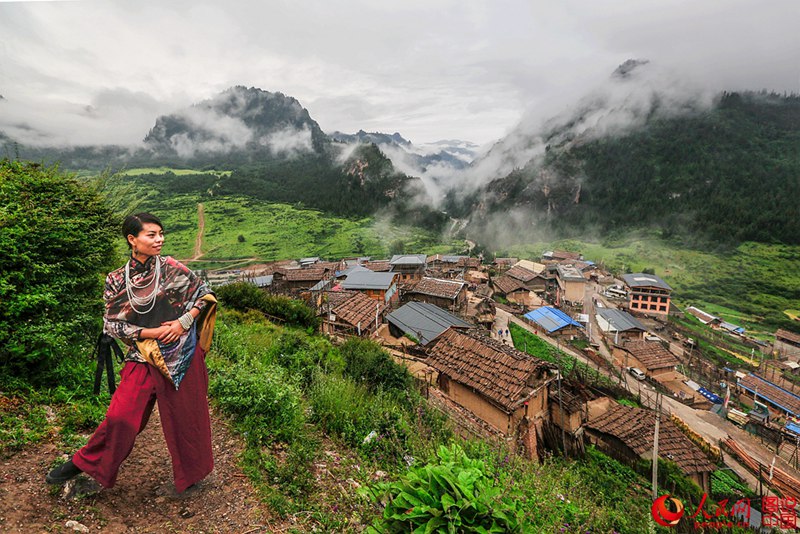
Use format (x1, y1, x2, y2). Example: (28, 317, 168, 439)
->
(46, 459, 83, 484)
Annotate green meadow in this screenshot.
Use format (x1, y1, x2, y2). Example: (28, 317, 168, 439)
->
(134, 194, 462, 270)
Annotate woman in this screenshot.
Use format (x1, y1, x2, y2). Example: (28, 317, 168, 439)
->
(46, 213, 217, 493)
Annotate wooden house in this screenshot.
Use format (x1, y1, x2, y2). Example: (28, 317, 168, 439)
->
(613, 340, 680, 380)
(492, 275, 535, 307)
(596, 308, 647, 343)
(273, 267, 331, 294)
(320, 290, 384, 337)
(426, 328, 556, 457)
(403, 277, 467, 312)
(775, 329, 800, 360)
(389, 254, 427, 283)
(506, 265, 547, 294)
(340, 270, 399, 305)
(586, 403, 715, 493)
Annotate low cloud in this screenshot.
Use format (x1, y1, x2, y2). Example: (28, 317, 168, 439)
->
(260, 125, 313, 158)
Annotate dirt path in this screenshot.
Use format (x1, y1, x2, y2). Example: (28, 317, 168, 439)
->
(192, 203, 205, 261)
(0, 407, 273, 533)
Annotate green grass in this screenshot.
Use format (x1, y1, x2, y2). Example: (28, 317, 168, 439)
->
(508, 323, 616, 389)
(132, 193, 460, 264)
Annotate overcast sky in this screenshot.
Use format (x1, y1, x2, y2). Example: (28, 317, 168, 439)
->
(0, 0, 798, 146)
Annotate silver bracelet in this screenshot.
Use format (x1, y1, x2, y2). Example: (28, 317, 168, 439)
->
(178, 312, 195, 330)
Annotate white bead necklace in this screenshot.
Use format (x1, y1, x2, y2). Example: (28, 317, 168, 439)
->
(125, 256, 161, 315)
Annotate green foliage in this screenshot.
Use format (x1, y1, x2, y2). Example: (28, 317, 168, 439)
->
(711, 469, 755, 500)
(467, 91, 800, 247)
(0, 160, 117, 377)
(268, 328, 344, 384)
(208, 357, 304, 445)
(340, 337, 414, 394)
(509, 323, 615, 389)
(215, 281, 320, 329)
(361, 443, 524, 533)
(0, 341, 111, 456)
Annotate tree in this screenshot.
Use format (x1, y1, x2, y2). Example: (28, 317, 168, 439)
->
(0, 160, 117, 377)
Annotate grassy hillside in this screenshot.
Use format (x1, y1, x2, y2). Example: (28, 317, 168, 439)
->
(118, 183, 462, 268)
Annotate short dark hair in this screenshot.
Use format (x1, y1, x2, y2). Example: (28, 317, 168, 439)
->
(122, 213, 164, 249)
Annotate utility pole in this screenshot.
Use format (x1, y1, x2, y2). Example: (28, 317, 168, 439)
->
(652, 391, 662, 500)
(557, 362, 567, 456)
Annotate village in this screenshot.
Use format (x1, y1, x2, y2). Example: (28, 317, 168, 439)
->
(205, 249, 800, 525)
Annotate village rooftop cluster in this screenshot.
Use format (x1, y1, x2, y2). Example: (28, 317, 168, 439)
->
(205, 249, 800, 508)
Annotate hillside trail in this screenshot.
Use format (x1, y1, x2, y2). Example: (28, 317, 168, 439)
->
(191, 203, 205, 261)
(0, 406, 283, 533)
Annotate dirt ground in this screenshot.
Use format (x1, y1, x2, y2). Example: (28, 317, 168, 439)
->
(0, 407, 275, 533)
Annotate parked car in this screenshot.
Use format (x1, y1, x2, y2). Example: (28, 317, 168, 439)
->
(627, 367, 646, 381)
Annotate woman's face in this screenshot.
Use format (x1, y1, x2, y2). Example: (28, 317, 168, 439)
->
(128, 222, 164, 257)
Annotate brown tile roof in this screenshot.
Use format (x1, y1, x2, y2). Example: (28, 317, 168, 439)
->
(777, 329, 800, 345)
(364, 260, 391, 272)
(739, 374, 800, 416)
(277, 267, 329, 282)
(492, 257, 518, 266)
(686, 306, 718, 324)
(493, 275, 527, 295)
(408, 278, 465, 300)
(426, 328, 554, 413)
(330, 291, 384, 329)
(623, 341, 679, 371)
(458, 257, 481, 269)
(506, 265, 539, 282)
(552, 250, 581, 261)
(587, 403, 716, 475)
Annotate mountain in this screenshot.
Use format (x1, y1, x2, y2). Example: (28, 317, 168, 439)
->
(330, 130, 411, 146)
(447, 62, 800, 247)
(330, 130, 479, 178)
(144, 86, 329, 165)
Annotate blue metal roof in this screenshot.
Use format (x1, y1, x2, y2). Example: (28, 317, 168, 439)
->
(697, 387, 723, 404)
(523, 306, 583, 333)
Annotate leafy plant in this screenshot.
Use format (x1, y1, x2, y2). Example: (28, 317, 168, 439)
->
(361, 443, 524, 533)
(215, 281, 320, 329)
(340, 337, 413, 394)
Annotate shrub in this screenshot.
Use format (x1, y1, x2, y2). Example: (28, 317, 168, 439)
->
(362, 443, 524, 533)
(215, 282, 319, 329)
(209, 361, 304, 445)
(0, 160, 116, 378)
(340, 337, 413, 394)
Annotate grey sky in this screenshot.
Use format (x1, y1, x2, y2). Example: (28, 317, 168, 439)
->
(0, 0, 798, 146)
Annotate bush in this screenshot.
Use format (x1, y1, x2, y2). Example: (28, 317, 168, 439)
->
(362, 443, 524, 533)
(0, 160, 117, 378)
(340, 337, 413, 394)
(209, 361, 304, 445)
(215, 282, 319, 329)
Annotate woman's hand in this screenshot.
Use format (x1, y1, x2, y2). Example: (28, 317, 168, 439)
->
(158, 320, 186, 344)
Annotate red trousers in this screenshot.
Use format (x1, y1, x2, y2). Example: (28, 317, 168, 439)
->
(72, 346, 213, 493)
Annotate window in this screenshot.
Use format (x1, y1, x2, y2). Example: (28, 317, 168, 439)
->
(660, 297, 668, 303)
(631, 302, 639, 309)
(650, 304, 658, 310)
(659, 306, 667, 312)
